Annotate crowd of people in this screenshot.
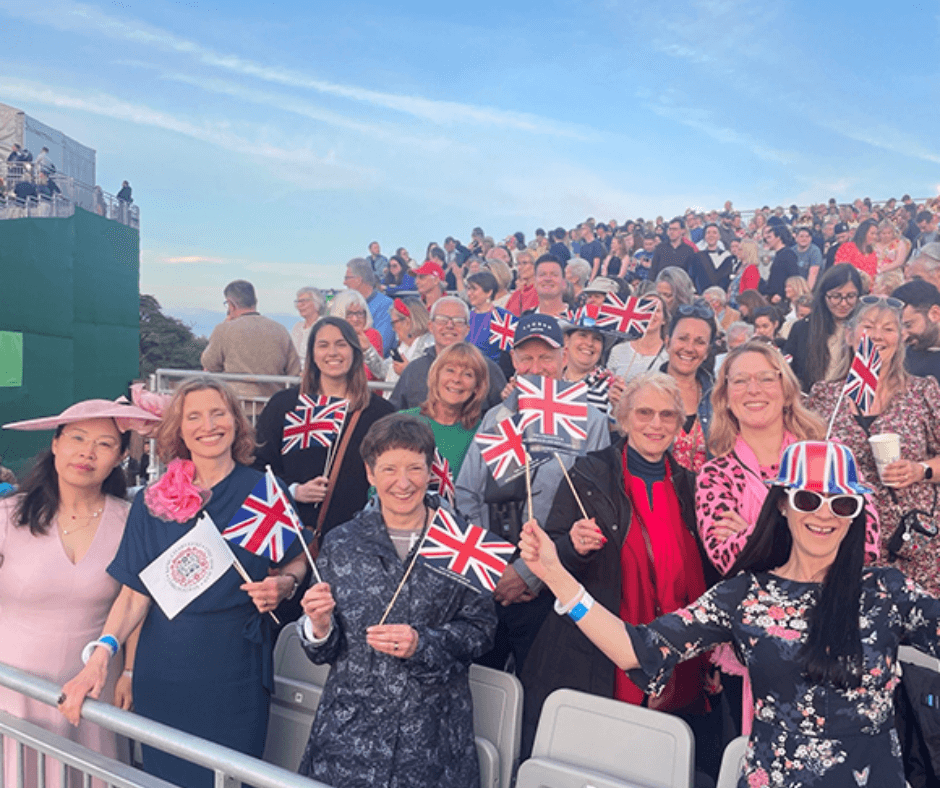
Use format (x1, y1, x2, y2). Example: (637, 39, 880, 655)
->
(4, 194, 940, 788)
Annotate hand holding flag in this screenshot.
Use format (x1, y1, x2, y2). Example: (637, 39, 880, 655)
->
(843, 335, 882, 413)
(282, 395, 348, 455)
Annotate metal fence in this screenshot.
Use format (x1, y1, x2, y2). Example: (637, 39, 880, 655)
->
(0, 662, 331, 788)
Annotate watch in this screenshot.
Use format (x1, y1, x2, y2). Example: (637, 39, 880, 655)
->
(921, 462, 934, 481)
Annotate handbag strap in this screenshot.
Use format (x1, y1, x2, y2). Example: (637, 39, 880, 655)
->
(314, 408, 363, 537)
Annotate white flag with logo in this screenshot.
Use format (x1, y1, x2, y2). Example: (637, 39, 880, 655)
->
(140, 512, 236, 620)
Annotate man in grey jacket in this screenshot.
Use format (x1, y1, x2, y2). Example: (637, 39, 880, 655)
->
(456, 314, 609, 671)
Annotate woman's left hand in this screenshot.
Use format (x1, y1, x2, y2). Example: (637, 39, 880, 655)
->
(114, 673, 133, 711)
(241, 575, 294, 614)
(366, 624, 418, 659)
(881, 459, 926, 489)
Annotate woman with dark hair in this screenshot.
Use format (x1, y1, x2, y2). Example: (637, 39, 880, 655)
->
(296, 413, 496, 788)
(254, 316, 395, 547)
(836, 218, 879, 280)
(520, 440, 940, 788)
(783, 263, 863, 391)
(60, 379, 309, 788)
(661, 301, 717, 473)
(382, 254, 416, 295)
(607, 294, 669, 382)
(464, 270, 512, 363)
(1, 399, 158, 787)
(735, 289, 768, 323)
(404, 343, 488, 480)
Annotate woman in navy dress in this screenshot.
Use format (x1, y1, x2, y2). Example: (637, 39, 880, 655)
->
(519, 440, 940, 787)
(61, 378, 308, 788)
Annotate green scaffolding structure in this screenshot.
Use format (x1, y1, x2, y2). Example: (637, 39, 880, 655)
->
(0, 208, 139, 475)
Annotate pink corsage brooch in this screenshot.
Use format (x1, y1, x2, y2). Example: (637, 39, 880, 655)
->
(144, 459, 211, 523)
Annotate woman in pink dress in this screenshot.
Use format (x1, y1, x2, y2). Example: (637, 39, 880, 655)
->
(0, 399, 159, 788)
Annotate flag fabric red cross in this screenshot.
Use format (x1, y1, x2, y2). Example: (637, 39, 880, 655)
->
(281, 395, 348, 454)
(842, 335, 882, 414)
(418, 508, 516, 594)
(222, 471, 300, 562)
(429, 449, 455, 506)
(596, 294, 657, 338)
(516, 375, 589, 440)
(489, 310, 518, 351)
(474, 414, 528, 482)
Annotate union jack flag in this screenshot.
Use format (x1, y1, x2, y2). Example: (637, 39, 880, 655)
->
(516, 375, 589, 440)
(597, 295, 657, 338)
(489, 310, 518, 351)
(571, 303, 602, 326)
(429, 449, 455, 506)
(222, 471, 301, 562)
(419, 508, 516, 594)
(842, 336, 882, 414)
(475, 414, 528, 482)
(281, 395, 348, 454)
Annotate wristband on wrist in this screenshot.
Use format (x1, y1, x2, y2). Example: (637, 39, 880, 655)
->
(568, 591, 595, 623)
(122, 669, 133, 678)
(285, 574, 301, 600)
(554, 585, 585, 616)
(81, 634, 120, 664)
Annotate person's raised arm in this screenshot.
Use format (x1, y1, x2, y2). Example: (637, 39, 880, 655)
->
(519, 519, 638, 672)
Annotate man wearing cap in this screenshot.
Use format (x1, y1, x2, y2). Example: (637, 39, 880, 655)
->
(456, 314, 610, 673)
(650, 217, 696, 278)
(413, 260, 447, 310)
(388, 296, 507, 411)
(201, 280, 300, 399)
(344, 258, 395, 351)
(907, 243, 940, 292)
(893, 279, 940, 382)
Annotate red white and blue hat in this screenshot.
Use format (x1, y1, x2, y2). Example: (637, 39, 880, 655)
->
(773, 440, 874, 495)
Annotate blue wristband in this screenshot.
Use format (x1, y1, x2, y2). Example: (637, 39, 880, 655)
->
(99, 635, 120, 656)
(568, 592, 595, 623)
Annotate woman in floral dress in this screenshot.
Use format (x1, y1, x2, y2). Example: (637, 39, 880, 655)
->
(519, 440, 940, 788)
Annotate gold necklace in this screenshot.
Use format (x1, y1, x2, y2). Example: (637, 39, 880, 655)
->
(59, 505, 104, 536)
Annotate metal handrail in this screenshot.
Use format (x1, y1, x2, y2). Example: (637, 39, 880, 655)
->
(153, 368, 395, 394)
(0, 662, 331, 788)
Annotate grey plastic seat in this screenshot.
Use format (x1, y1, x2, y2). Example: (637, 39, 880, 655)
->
(899, 644, 940, 672)
(530, 688, 695, 788)
(469, 664, 523, 788)
(516, 757, 645, 788)
(715, 736, 748, 788)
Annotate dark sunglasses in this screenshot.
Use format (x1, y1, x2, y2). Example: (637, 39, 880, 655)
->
(859, 295, 904, 312)
(786, 488, 863, 519)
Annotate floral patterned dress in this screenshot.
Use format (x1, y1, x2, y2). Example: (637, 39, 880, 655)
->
(626, 568, 940, 787)
(808, 376, 940, 595)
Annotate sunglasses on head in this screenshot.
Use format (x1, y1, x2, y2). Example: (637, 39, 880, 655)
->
(859, 295, 904, 312)
(786, 488, 864, 519)
(676, 302, 715, 320)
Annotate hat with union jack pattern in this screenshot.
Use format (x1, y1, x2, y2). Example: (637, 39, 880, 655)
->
(773, 440, 874, 496)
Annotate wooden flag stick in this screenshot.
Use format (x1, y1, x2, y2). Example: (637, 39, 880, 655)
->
(265, 466, 322, 584)
(232, 557, 280, 624)
(826, 385, 848, 441)
(377, 510, 433, 626)
(554, 452, 589, 521)
(524, 451, 534, 521)
(323, 412, 347, 478)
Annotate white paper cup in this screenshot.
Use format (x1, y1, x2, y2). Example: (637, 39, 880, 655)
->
(869, 433, 901, 484)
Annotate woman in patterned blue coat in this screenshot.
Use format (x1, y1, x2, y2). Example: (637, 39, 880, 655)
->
(296, 413, 497, 788)
(519, 440, 940, 788)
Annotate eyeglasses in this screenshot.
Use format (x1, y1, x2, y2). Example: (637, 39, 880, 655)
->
(294, 298, 313, 305)
(727, 371, 781, 390)
(631, 407, 680, 426)
(786, 488, 864, 519)
(825, 291, 859, 304)
(432, 316, 468, 328)
(346, 309, 367, 319)
(676, 302, 715, 320)
(859, 295, 904, 312)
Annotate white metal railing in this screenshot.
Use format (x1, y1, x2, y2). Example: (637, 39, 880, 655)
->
(0, 662, 331, 788)
(0, 161, 139, 228)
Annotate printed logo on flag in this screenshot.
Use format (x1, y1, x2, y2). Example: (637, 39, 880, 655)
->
(418, 508, 516, 594)
(222, 472, 300, 562)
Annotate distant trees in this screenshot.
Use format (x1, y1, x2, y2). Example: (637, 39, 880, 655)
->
(139, 294, 207, 378)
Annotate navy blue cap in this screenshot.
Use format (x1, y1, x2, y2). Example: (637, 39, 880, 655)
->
(513, 313, 564, 349)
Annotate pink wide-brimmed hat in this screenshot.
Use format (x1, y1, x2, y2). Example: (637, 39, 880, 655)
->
(3, 399, 162, 434)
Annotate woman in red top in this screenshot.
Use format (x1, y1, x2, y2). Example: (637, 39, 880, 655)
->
(835, 219, 879, 280)
(519, 371, 720, 777)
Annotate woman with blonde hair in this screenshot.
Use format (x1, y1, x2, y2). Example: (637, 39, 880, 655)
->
(327, 289, 384, 379)
(874, 219, 911, 275)
(483, 258, 513, 309)
(60, 378, 309, 788)
(729, 237, 761, 295)
(381, 297, 432, 384)
(809, 296, 940, 594)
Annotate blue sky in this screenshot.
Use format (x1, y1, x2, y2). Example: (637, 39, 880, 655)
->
(2, 0, 938, 330)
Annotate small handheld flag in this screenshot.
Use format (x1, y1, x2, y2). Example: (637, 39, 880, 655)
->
(597, 294, 657, 338)
(282, 395, 348, 454)
(516, 375, 589, 440)
(843, 335, 882, 413)
(419, 508, 516, 594)
(474, 415, 528, 482)
(222, 472, 300, 562)
(489, 310, 518, 351)
(429, 449, 456, 506)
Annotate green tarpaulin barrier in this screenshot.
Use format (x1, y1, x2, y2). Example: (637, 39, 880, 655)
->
(0, 208, 139, 475)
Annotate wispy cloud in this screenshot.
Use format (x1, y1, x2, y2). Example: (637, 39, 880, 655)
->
(161, 255, 228, 265)
(0, 77, 372, 188)
(0, 0, 586, 138)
